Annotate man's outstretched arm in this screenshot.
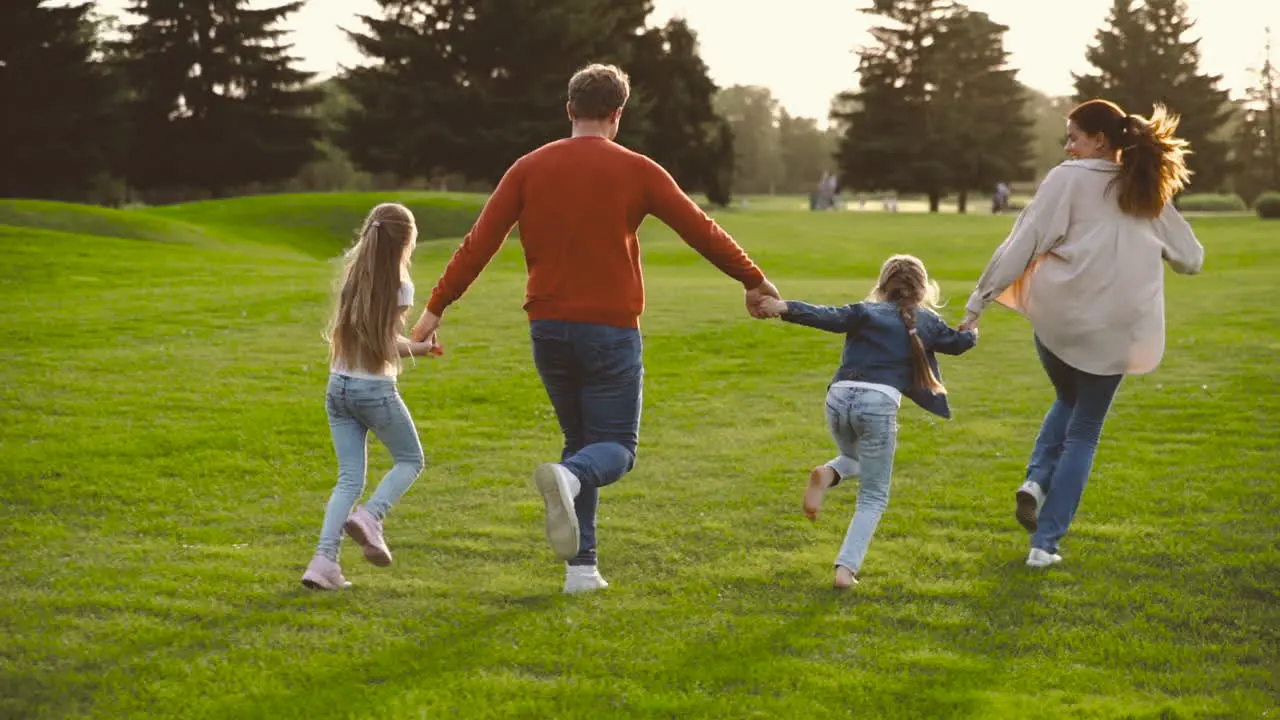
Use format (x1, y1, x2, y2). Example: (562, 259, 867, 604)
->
(411, 163, 524, 341)
(644, 158, 778, 316)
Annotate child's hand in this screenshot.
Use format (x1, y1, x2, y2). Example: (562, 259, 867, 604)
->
(410, 337, 444, 357)
(753, 297, 786, 318)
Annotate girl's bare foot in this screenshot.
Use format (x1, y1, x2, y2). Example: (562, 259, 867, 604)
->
(804, 465, 836, 520)
(833, 565, 859, 589)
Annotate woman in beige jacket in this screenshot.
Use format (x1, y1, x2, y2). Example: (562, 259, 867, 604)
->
(960, 99, 1205, 567)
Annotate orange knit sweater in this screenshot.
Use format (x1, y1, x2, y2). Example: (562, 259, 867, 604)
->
(426, 136, 765, 328)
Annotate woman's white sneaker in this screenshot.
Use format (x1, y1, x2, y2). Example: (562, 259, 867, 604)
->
(1026, 548, 1063, 567)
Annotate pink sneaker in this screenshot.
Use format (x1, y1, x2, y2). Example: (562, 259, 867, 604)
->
(301, 554, 351, 590)
(344, 505, 392, 567)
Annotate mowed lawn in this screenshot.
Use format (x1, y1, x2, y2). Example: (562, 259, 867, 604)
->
(0, 196, 1276, 719)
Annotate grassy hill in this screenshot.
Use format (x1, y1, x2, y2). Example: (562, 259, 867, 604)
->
(0, 195, 1276, 719)
(0, 192, 489, 260)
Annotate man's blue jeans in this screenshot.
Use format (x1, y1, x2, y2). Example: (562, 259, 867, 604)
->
(530, 320, 643, 567)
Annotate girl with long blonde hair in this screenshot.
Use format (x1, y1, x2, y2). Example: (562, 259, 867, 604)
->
(302, 203, 440, 590)
(760, 254, 977, 588)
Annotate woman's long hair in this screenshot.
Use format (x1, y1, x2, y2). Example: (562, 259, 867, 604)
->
(867, 254, 946, 394)
(1069, 99, 1191, 218)
(327, 203, 417, 372)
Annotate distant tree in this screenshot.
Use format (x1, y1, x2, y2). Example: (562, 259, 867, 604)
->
(715, 85, 785, 194)
(285, 78, 373, 192)
(703, 119, 736, 207)
(1073, 0, 1233, 191)
(113, 0, 321, 197)
(1025, 88, 1074, 180)
(342, 0, 654, 186)
(1233, 28, 1280, 205)
(0, 1, 124, 201)
(628, 18, 733, 204)
(835, 0, 1027, 212)
(777, 110, 839, 194)
(835, 0, 953, 210)
(930, 8, 1032, 212)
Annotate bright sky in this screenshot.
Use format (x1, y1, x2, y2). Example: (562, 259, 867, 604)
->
(94, 0, 1278, 124)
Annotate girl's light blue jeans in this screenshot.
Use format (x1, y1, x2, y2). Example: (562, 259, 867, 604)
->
(823, 385, 899, 574)
(317, 374, 425, 561)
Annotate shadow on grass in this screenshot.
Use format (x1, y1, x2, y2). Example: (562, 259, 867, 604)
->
(4, 574, 562, 720)
(605, 559, 1054, 718)
(196, 587, 564, 718)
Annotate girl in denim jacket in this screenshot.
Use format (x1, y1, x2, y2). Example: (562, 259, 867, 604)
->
(302, 203, 442, 590)
(760, 255, 977, 588)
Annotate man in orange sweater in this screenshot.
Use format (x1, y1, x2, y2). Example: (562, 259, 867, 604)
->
(411, 63, 779, 594)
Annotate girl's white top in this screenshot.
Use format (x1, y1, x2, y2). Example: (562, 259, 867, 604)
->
(330, 281, 415, 380)
(966, 159, 1204, 376)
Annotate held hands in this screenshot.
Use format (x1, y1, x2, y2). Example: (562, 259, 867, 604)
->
(745, 278, 783, 319)
(757, 297, 788, 318)
(958, 311, 981, 334)
(409, 308, 445, 356)
(408, 338, 444, 357)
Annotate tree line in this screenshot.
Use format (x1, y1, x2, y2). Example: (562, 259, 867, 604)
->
(1, 0, 1276, 209)
(835, 0, 1277, 211)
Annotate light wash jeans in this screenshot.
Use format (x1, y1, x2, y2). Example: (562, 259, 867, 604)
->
(530, 320, 643, 567)
(1026, 337, 1122, 554)
(317, 374, 425, 561)
(823, 385, 899, 574)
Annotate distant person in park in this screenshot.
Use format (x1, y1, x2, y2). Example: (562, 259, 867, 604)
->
(409, 63, 781, 594)
(302, 203, 442, 590)
(757, 255, 977, 589)
(992, 181, 1011, 214)
(818, 171, 839, 210)
(960, 99, 1204, 568)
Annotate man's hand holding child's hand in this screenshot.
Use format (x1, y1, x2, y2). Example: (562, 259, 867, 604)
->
(759, 297, 788, 318)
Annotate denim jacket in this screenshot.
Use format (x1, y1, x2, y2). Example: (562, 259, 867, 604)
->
(781, 301, 978, 419)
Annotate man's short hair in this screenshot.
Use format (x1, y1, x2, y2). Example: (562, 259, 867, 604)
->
(567, 64, 630, 120)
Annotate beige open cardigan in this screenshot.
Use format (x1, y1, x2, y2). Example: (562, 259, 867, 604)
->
(965, 159, 1205, 376)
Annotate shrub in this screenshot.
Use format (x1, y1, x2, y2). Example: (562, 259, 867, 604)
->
(1176, 193, 1247, 213)
(1256, 191, 1280, 219)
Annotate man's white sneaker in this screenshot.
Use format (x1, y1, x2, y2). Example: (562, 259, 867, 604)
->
(1026, 548, 1063, 567)
(1015, 481, 1047, 533)
(534, 463, 581, 560)
(563, 565, 609, 594)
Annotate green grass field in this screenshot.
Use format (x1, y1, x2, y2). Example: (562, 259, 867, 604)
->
(1, 194, 1276, 719)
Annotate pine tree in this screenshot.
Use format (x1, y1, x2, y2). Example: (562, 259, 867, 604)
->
(930, 8, 1032, 212)
(0, 1, 124, 200)
(1233, 28, 1279, 204)
(342, 0, 653, 186)
(1073, 0, 1232, 190)
(628, 19, 730, 200)
(835, 1, 945, 207)
(835, 0, 1026, 212)
(115, 0, 321, 197)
